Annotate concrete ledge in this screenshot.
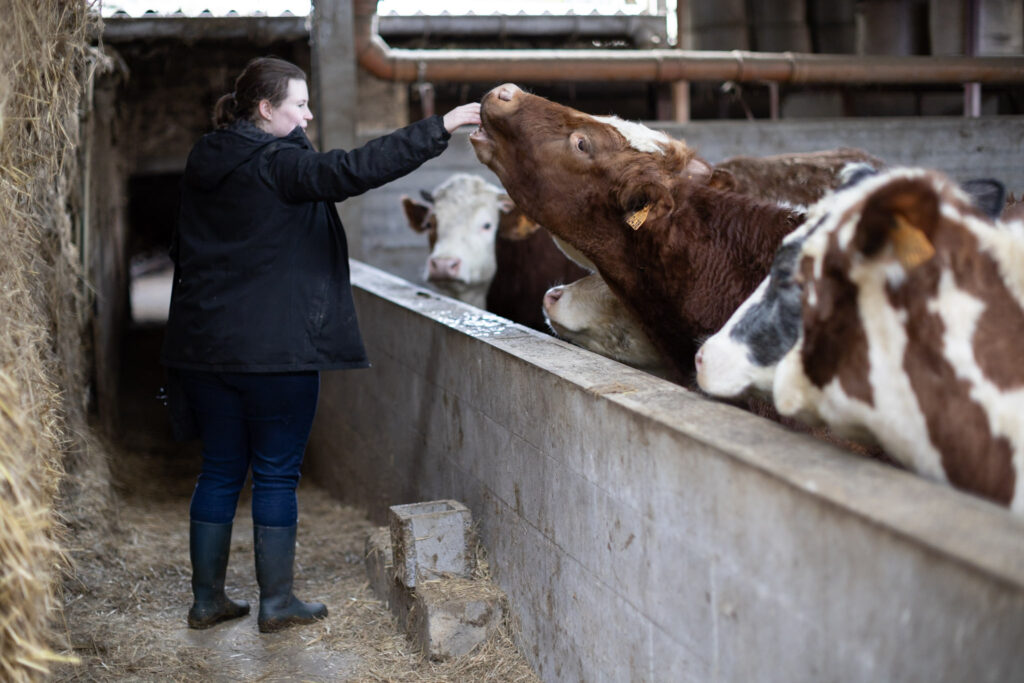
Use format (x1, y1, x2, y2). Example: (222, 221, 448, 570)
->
(309, 260, 1024, 683)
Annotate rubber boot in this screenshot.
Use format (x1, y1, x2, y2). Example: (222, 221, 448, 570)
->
(187, 520, 250, 629)
(253, 524, 328, 633)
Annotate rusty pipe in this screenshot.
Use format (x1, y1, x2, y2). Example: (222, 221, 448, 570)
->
(353, 0, 1024, 85)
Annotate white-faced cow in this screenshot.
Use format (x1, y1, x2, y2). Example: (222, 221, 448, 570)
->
(470, 83, 806, 381)
(701, 166, 1024, 510)
(543, 273, 670, 375)
(542, 150, 884, 373)
(402, 173, 587, 332)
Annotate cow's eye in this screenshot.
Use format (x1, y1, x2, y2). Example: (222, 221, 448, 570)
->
(482, 222, 492, 230)
(571, 133, 589, 154)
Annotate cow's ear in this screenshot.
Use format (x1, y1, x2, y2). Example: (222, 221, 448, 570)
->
(960, 178, 1005, 218)
(401, 195, 435, 233)
(497, 195, 543, 241)
(619, 181, 674, 231)
(707, 168, 738, 193)
(683, 156, 713, 182)
(854, 177, 938, 269)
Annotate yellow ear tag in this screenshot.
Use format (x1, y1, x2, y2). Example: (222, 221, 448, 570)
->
(626, 203, 652, 231)
(510, 214, 538, 239)
(891, 215, 935, 269)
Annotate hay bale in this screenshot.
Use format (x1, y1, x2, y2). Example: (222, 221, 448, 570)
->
(0, 0, 109, 679)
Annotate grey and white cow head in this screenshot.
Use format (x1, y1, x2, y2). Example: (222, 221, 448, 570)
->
(402, 173, 538, 309)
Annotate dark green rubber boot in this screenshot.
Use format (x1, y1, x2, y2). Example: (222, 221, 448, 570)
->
(253, 524, 327, 633)
(187, 520, 250, 629)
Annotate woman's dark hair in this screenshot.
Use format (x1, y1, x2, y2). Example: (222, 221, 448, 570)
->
(213, 56, 307, 129)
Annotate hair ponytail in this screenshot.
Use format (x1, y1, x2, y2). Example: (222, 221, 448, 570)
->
(211, 57, 307, 130)
(213, 92, 238, 129)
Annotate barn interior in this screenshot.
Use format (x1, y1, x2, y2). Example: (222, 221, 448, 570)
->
(4, 0, 1024, 680)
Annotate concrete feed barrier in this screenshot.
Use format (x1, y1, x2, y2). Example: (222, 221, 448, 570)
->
(306, 260, 1024, 683)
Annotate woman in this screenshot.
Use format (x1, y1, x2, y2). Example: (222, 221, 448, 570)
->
(162, 56, 480, 633)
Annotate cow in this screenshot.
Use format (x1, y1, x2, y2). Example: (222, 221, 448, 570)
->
(711, 147, 885, 206)
(470, 83, 809, 381)
(701, 166, 1024, 510)
(402, 173, 588, 332)
(695, 166, 1008, 399)
(542, 273, 670, 376)
(541, 151, 885, 373)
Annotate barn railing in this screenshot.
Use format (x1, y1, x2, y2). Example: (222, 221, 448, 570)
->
(349, 0, 1024, 119)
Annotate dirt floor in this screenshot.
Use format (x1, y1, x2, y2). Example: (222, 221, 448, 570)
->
(51, 325, 539, 682)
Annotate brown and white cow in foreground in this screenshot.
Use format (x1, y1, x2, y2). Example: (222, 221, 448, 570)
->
(703, 166, 1024, 510)
(470, 83, 804, 380)
(542, 150, 884, 372)
(402, 173, 587, 332)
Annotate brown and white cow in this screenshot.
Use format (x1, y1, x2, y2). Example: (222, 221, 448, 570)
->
(402, 173, 587, 332)
(703, 166, 1024, 510)
(542, 151, 885, 373)
(695, 167, 1009, 401)
(470, 83, 804, 380)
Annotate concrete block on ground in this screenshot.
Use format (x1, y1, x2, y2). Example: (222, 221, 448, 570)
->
(389, 499, 474, 588)
(366, 525, 506, 658)
(409, 578, 506, 660)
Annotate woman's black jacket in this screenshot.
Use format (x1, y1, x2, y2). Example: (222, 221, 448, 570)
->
(161, 116, 450, 373)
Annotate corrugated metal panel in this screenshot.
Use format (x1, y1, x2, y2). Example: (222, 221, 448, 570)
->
(101, 0, 311, 17)
(99, 0, 659, 18)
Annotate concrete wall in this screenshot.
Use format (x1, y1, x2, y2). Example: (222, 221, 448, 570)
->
(306, 261, 1024, 683)
(355, 115, 1024, 288)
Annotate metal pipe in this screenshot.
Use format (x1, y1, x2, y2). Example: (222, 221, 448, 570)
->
(353, 0, 1024, 85)
(964, 0, 982, 117)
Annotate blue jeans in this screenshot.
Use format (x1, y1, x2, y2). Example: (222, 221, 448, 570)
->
(178, 370, 320, 527)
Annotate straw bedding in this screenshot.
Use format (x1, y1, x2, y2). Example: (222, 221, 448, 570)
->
(53, 428, 539, 681)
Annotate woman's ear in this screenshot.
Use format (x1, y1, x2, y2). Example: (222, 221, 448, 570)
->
(258, 99, 274, 122)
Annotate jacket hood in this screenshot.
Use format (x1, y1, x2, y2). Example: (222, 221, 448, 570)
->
(184, 120, 310, 190)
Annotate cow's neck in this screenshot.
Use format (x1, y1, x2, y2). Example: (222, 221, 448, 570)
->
(582, 186, 798, 380)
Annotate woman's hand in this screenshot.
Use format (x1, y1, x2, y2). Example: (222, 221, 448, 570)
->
(442, 102, 482, 133)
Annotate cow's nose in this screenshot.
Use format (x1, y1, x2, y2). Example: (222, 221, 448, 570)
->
(543, 287, 564, 310)
(495, 83, 521, 102)
(428, 257, 461, 279)
(694, 347, 704, 371)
